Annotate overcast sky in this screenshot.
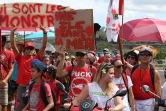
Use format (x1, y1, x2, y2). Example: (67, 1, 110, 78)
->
(4, 0, 166, 27)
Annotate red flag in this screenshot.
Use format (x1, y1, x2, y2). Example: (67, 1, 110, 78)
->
(119, 0, 124, 15)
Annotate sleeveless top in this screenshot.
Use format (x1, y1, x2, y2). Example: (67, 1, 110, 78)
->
(131, 67, 155, 100)
(88, 82, 119, 108)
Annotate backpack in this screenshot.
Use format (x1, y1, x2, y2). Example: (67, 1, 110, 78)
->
(29, 81, 56, 111)
(131, 64, 155, 88)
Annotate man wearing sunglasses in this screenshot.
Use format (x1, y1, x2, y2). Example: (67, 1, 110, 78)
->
(10, 25, 47, 111)
(131, 47, 161, 111)
(56, 47, 97, 101)
(97, 48, 113, 64)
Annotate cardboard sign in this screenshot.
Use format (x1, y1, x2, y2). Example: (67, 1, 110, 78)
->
(0, 3, 64, 28)
(54, 9, 95, 52)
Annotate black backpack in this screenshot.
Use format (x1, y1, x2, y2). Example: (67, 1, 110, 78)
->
(131, 64, 155, 87)
(29, 81, 56, 111)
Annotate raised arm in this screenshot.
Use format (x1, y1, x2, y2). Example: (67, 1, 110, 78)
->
(37, 25, 47, 58)
(10, 27, 19, 58)
(56, 47, 68, 78)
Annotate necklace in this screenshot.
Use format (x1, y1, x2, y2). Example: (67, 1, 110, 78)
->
(139, 66, 149, 90)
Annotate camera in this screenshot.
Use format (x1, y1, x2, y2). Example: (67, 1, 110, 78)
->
(157, 98, 166, 107)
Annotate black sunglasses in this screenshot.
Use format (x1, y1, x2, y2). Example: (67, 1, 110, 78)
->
(114, 65, 124, 69)
(25, 47, 34, 50)
(139, 53, 151, 57)
(127, 56, 135, 59)
(75, 52, 86, 57)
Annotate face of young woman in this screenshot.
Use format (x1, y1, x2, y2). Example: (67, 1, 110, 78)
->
(104, 68, 114, 82)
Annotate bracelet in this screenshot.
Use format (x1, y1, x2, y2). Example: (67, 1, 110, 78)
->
(154, 107, 159, 111)
(43, 32, 47, 34)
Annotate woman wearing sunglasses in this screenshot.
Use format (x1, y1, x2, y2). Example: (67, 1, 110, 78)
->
(124, 51, 138, 76)
(112, 59, 135, 111)
(64, 63, 123, 111)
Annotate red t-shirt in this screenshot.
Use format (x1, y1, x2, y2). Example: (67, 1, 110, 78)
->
(0, 65, 6, 79)
(97, 56, 113, 63)
(0, 49, 15, 79)
(65, 64, 97, 100)
(16, 54, 41, 85)
(29, 82, 52, 111)
(47, 80, 64, 110)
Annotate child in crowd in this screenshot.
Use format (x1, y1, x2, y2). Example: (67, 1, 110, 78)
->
(22, 59, 54, 111)
(45, 65, 65, 111)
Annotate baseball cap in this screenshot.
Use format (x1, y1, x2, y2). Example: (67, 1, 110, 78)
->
(46, 65, 57, 73)
(139, 47, 153, 56)
(25, 42, 34, 48)
(75, 51, 87, 56)
(88, 51, 96, 56)
(17, 41, 25, 46)
(103, 48, 109, 53)
(31, 59, 46, 72)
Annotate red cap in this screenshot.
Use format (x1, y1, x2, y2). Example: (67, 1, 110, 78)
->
(17, 41, 24, 45)
(25, 42, 34, 48)
(115, 54, 121, 59)
(88, 51, 96, 56)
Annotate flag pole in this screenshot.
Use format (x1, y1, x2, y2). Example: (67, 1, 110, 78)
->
(118, 0, 124, 64)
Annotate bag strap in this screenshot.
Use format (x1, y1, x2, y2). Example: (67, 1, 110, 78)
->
(149, 64, 155, 88)
(89, 64, 94, 82)
(40, 81, 48, 107)
(29, 81, 35, 92)
(130, 64, 139, 76)
(121, 74, 130, 106)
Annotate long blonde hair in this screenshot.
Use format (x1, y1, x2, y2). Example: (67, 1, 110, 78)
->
(93, 63, 115, 94)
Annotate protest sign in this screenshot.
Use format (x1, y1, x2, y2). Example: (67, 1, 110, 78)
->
(0, 3, 63, 27)
(54, 9, 95, 52)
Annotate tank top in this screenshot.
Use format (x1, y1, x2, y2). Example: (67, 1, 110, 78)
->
(88, 82, 119, 108)
(132, 67, 155, 100)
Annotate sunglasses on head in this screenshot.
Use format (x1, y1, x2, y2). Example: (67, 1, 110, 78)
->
(127, 56, 135, 59)
(75, 52, 86, 57)
(114, 65, 124, 69)
(139, 53, 151, 57)
(101, 63, 114, 70)
(25, 47, 34, 50)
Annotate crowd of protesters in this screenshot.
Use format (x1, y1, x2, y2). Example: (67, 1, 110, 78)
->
(0, 26, 164, 111)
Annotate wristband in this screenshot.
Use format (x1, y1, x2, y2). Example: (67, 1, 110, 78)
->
(154, 107, 159, 111)
(43, 32, 47, 34)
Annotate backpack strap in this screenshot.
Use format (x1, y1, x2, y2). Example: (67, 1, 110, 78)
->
(40, 82, 48, 107)
(121, 73, 130, 106)
(29, 81, 35, 92)
(40, 81, 56, 111)
(149, 64, 155, 88)
(89, 64, 94, 82)
(130, 64, 139, 76)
